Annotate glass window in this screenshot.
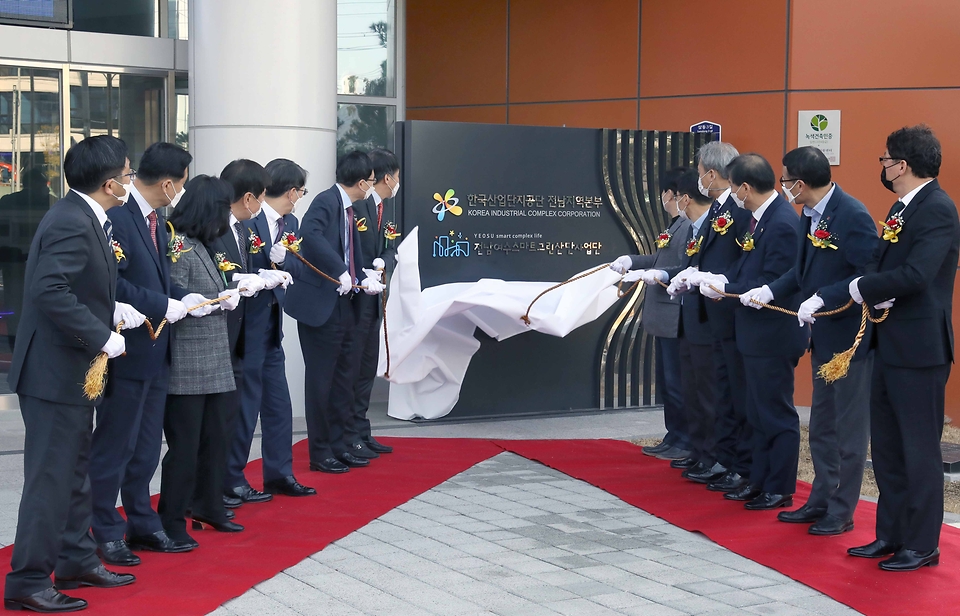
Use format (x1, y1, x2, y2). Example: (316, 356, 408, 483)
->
(337, 0, 396, 97)
(0, 65, 63, 395)
(337, 103, 395, 158)
(168, 0, 187, 40)
(174, 75, 188, 150)
(72, 0, 159, 37)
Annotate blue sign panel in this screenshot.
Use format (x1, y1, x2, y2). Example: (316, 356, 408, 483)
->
(689, 120, 721, 142)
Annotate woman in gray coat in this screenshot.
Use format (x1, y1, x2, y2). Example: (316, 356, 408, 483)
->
(158, 175, 243, 543)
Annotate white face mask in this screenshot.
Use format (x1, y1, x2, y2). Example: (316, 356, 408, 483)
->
(290, 189, 302, 211)
(697, 172, 713, 198)
(390, 177, 400, 198)
(165, 183, 186, 208)
(676, 196, 689, 220)
(112, 179, 131, 205)
(730, 186, 746, 209)
(781, 180, 800, 204)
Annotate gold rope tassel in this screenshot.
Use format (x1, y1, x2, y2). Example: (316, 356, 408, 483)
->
(83, 323, 123, 400)
(521, 263, 612, 325)
(818, 303, 869, 384)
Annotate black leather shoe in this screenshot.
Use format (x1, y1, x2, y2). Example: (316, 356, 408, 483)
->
(655, 446, 692, 461)
(127, 530, 194, 553)
(848, 539, 902, 559)
(808, 514, 854, 536)
(165, 530, 199, 550)
(225, 509, 235, 520)
(707, 472, 747, 493)
(669, 456, 698, 470)
(338, 452, 370, 468)
(685, 462, 728, 484)
(641, 441, 671, 457)
(350, 441, 380, 460)
(777, 503, 827, 524)
(191, 516, 244, 532)
(225, 484, 274, 504)
(55, 564, 135, 590)
(724, 484, 762, 502)
(4, 588, 87, 613)
(311, 457, 349, 473)
(680, 461, 709, 478)
(222, 494, 242, 509)
(365, 436, 393, 454)
(879, 548, 940, 571)
(96, 540, 140, 566)
(264, 475, 317, 497)
(745, 493, 793, 510)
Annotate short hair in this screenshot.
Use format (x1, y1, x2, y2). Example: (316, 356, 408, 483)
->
(368, 148, 400, 183)
(336, 151, 373, 186)
(782, 147, 831, 189)
(220, 159, 271, 203)
(64, 136, 127, 194)
(137, 142, 193, 184)
(167, 175, 233, 245)
(264, 158, 308, 198)
(728, 154, 777, 193)
(696, 142, 740, 179)
(887, 124, 941, 179)
(661, 166, 688, 193)
(676, 169, 712, 205)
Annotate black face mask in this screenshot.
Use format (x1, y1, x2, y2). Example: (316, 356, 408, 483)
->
(880, 166, 900, 193)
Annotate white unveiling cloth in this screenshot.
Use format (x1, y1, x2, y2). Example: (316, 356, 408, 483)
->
(378, 227, 622, 420)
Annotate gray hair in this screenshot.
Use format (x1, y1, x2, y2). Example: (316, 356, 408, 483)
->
(697, 142, 740, 179)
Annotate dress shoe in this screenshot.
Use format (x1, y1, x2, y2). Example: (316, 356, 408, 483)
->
(641, 440, 671, 457)
(680, 461, 709, 478)
(808, 514, 854, 536)
(670, 456, 699, 470)
(684, 462, 727, 484)
(55, 564, 135, 590)
(264, 475, 317, 497)
(191, 516, 244, 532)
(96, 540, 140, 566)
(724, 484, 762, 502)
(126, 530, 194, 553)
(879, 548, 940, 571)
(707, 472, 747, 493)
(165, 530, 199, 550)
(225, 484, 273, 504)
(338, 452, 370, 468)
(4, 588, 87, 613)
(656, 446, 692, 461)
(310, 457, 349, 473)
(350, 441, 380, 460)
(848, 539, 902, 559)
(226, 509, 235, 520)
(777, 503, 827, 524)
(365, 436, 393, 453)
(222, 494, 242, 509)
(744, 493, 793, 510)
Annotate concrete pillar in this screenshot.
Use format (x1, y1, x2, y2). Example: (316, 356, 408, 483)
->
(189, 0, 338, 415)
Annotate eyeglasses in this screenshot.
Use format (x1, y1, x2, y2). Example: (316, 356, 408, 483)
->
(778, 177, 799, 184)
(115, 170, 137, 181)
(297, 187, 309, 197)
(878, 157, 901, 164)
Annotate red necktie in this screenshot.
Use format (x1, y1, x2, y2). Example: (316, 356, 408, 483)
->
(377, 201, 383, 230)
(147, 210, 158, 252)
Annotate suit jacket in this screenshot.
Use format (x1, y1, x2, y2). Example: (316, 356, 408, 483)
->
(768, 185, 878, 363)
(724, 195, 809, 358)
(167, 236, 236, 395)
(628, 216, 690, 338)
(9, 191, 116, 406)
(661, 214, 714, 345)
(208, 225, 252, 362)
(695, 198, 754, 340)
(109, 195, 188, 380)
(285, 185, 362, 328)
(244, 209, 300, 347)
(859, 179, 960, 368)
(355, 195, 399, 272)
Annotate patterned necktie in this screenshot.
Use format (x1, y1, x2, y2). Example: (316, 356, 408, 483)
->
(345, 206, 357, 284)
(103, 219, 112, 242)
(749, 217, 758, 234)
(147, 210, 158, 252)
(234, 221, 247, 270)
(377, 201, 384, 231)
(275, 216, 286, 243)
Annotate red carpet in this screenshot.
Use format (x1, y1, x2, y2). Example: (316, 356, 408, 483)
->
(3, 437, 960, 615)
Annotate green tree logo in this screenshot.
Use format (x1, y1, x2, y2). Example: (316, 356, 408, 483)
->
(810, 115, 829, 132)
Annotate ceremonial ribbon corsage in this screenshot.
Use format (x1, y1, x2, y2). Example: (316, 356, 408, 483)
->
(214, 252, 240, 285)
(356, 217, 368, 232)
(807, 221, 838, 250)
(279, 231, 302, 252)
(166, 221, 193, 263)
(736, 231, 755, 252)
(711, 211, 734, 235)
(685, 236, 702, 256)
(880, 212, 904, 243)
(111, 240, 125, 263)
(384, 222, 400, 241)
(248, 229, 265, 254)
(655, 228, 673, 249)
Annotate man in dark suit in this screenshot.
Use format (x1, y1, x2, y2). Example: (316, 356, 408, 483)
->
(847, 125, 960, 571)
(700, 153, 808, 510)
(285, 151, 379, 473)
(347, 149, 400, 460)
(89, 142, 199, 567)
(4, 136, 137, 612)
(747, 147, 878, 534)
(226, 158, 316, 499)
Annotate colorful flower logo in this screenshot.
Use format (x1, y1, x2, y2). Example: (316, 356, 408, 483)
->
(432, 189, 461, 221)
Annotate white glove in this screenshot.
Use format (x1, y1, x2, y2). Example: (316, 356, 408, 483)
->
(699, 281, 725, 300)
(667, 267, 697, 296)
(113, 302, 145, 330)
(740, 285, 774, 310)
(849, 277, 864, 304)
(875, 298, 896, 310)
(256, 270, 282, 290)
(338, 270, 353, 295)
(610, 255, 633, 274)
(363, 267, 384, 283)
(101, 331, 126, 358)
(232, 273, 266, 297)
(218, 288, 241, 311)
(797, 294, 825, 327)
(165, 298, 188, 323)
(640, 270, 666, 286)
(269, 242, 287, 265)
(373, 257, 385, 271)
(182, 292, 216, 317)
(622, 269, 645, 283)
(361, 276, 385, 295)
(258, 268, 293, 289)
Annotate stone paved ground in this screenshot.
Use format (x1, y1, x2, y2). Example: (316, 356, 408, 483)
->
(210, 453, 861, 616)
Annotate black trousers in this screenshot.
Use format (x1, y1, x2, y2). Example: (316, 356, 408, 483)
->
(5, 395, 100, 599)
(678, 336, 717, 464)
(712, 337, 751, 475)
(350, 294, 381, 441)
(298, 295, 363, 462)
(158, 391, 234, 538)
(743, 354, 801, 495)
(657, 337, 691, 450)
(871, 360, 949, 552)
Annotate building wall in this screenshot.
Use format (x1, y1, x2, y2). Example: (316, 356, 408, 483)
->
(406, 0, 960, 418)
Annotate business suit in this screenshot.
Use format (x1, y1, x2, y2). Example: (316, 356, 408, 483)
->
(858, 179, 960, 552)
(768, 184, 878, 519)
(5, 190, 116, 599)
(159, 236, 237, 537)
(226, 208, 301, 489)
(89, 193, 186, 544)
(285, 186, 363, 463)
(630, 216, 692, 451)
(725, 194, 809, 496)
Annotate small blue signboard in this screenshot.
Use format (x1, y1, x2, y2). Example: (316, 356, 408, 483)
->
(689, 120, 721, 142)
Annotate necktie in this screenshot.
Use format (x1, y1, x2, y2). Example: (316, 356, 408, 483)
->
(103, 219, 113, 242)
(891, 200, 906, 217)
(146, 210, 158, 252)
(234, 221, 247, 270)
(345, 206, 357, 284)
(749, 217, 758, 234)
(275, 216, 285, 243)
(377, 201, 384, 231)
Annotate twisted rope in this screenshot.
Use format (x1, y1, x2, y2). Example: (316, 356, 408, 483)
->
(521, 263, 613, 325)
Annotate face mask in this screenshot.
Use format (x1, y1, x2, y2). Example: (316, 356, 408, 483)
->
(880, 164, 901, 193)
(730, 186, 746, 209)
(390, 178, 400, 198)
(697, 172, 713, 197)
(112, 179, 131, 204)
(165, 183, 186, 208)
(361, 180, 376, 200)
(677, 197, 689, 220)
(781, 180, 800, 204)
(290, 189, 302, 211)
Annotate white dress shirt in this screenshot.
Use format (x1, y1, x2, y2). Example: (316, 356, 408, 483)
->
(716, 187, 731, 206)
(128, 182, 154, 226)
(801, 183, 836, 234)
(751, 192, 779, 224)
(71, 189, 110, 238)
(261, 202, 282, 243)
(336, 184, 354, 269)
(899, 179, 934, 209)
(229, 213, 244, 256)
